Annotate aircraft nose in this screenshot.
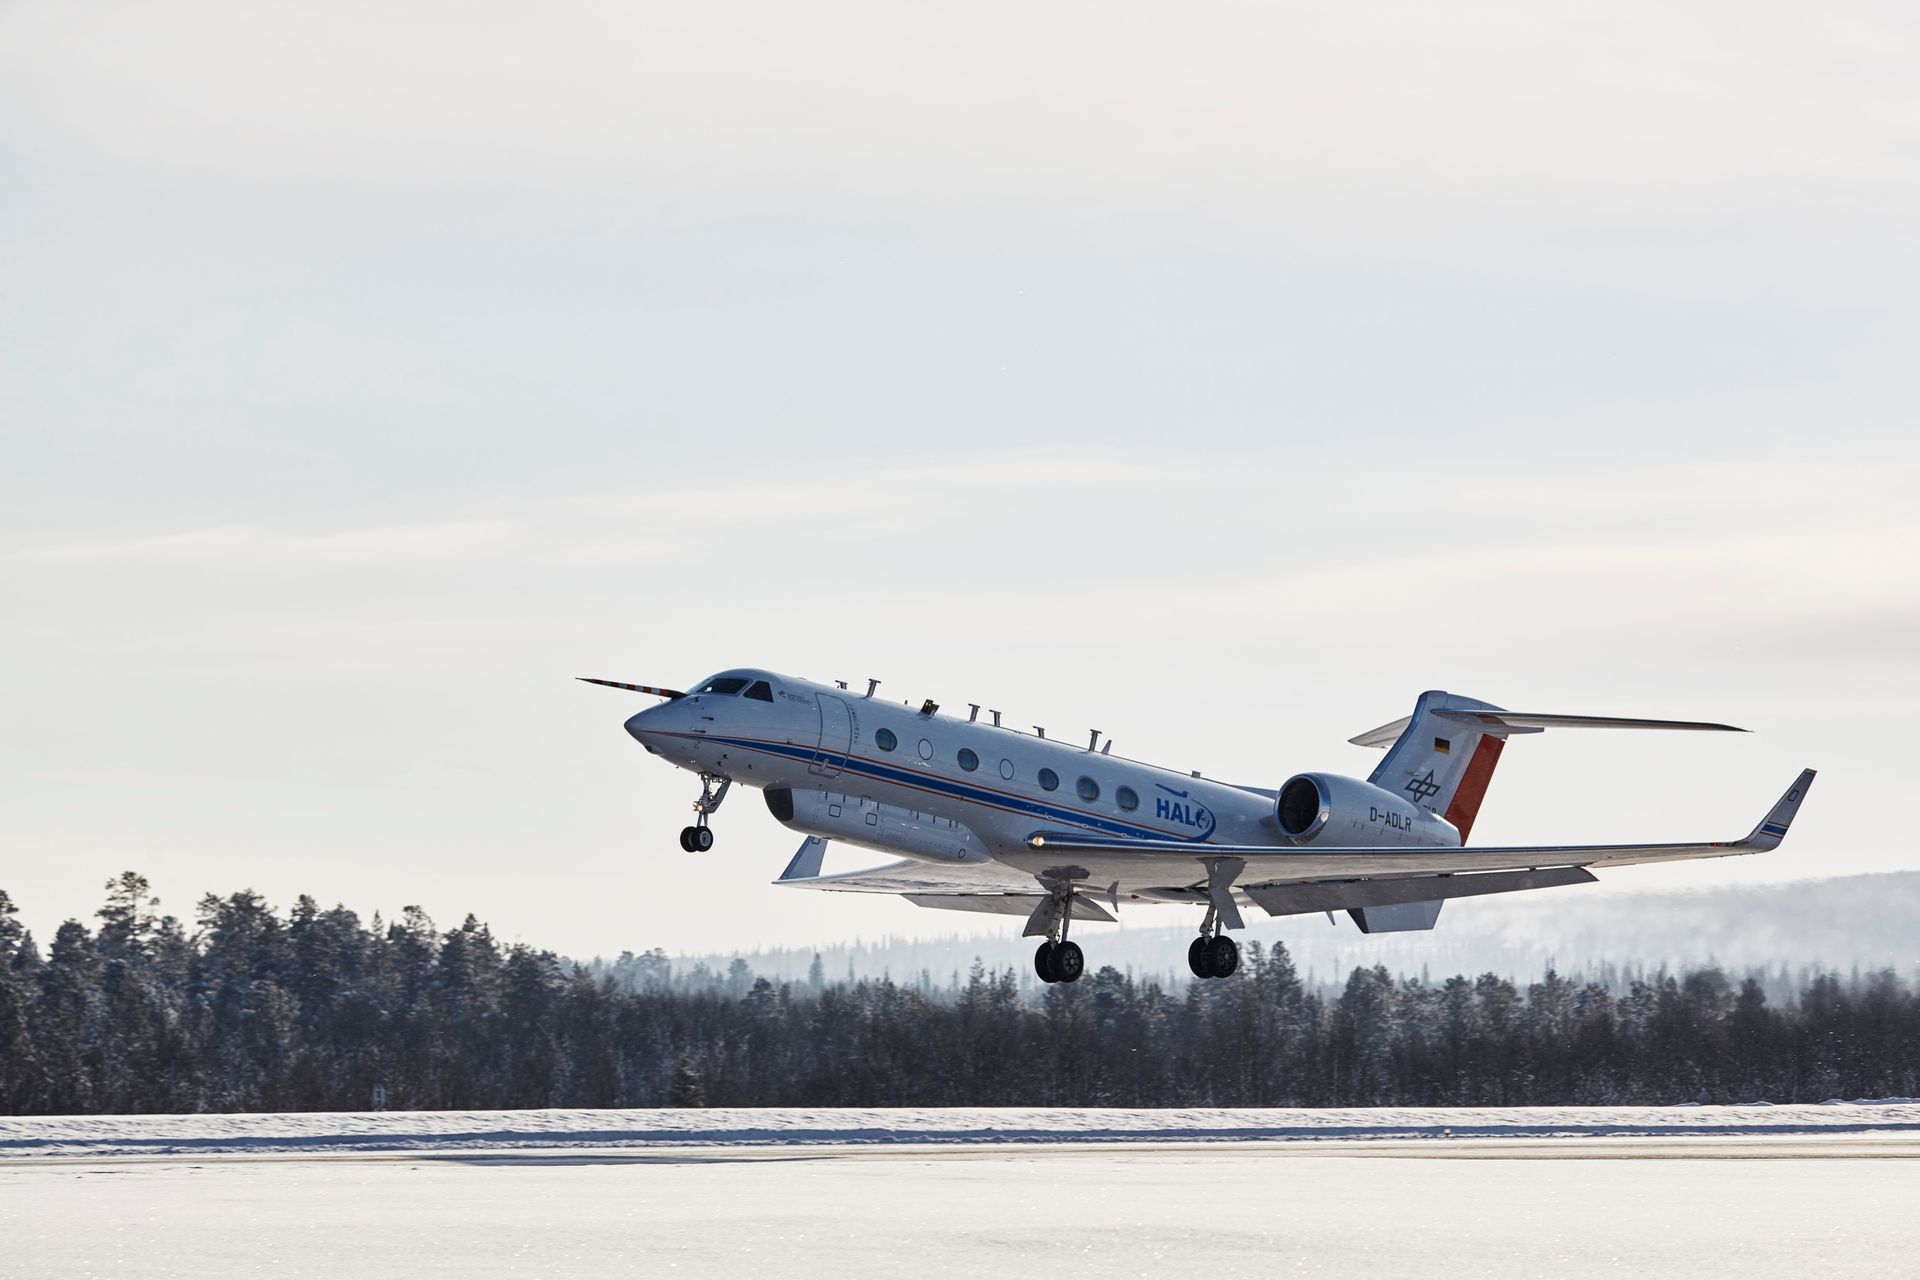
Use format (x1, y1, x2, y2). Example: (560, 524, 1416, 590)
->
(624, 707, 665, 749)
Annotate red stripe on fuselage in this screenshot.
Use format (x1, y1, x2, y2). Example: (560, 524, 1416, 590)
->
(1443, 736, 1504, 843)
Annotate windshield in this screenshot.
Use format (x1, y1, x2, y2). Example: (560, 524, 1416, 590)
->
(695, 677, 750, 696)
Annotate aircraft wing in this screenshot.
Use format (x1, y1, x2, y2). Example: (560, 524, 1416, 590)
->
(771, 843, 1121, 922)
(1010, 768, 1815, 886)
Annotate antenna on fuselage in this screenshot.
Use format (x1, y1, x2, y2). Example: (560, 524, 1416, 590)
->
(864, 679, 879, 698)
(967, 703, 979, 722)
(1101, 740, 1113, 755)
(1034, 726, 1046, 739)
(1087, 729, 1101, 752)
(835, 680, 848, 690)
(990, 710, 1002, 727)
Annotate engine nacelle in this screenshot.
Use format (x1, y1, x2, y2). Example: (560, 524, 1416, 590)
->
(1273, 773, 1462, 848)
(763, 787, 989, 863)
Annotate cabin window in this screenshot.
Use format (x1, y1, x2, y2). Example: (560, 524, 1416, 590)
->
(1116, 785, 1139, 811)
(1038, 768, 1059, 792)
(957, 748, 979, 772)
(999, 759, 1015, 780)
(743, 680, 774, 702)
(918, 738, 934, 760)
(1076, 776, 1100, 802)
(695, 677, 749, 696)
(875, 728, 898, 752)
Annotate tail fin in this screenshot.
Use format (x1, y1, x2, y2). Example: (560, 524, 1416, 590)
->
(1352, 692, 1747, 842)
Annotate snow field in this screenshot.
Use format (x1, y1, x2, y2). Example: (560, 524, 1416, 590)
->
(4, 1134, 1918, 1280)
(4, 1101, 1919, 1159)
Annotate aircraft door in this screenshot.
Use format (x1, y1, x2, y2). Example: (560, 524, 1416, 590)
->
(811, 694, 853, 778)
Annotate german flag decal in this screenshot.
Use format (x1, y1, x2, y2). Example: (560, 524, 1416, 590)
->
(1433, 737, 1451, 755)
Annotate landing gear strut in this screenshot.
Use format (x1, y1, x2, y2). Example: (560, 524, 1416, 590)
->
(1032, 885, 1085, 984)
(1186, 905, 1239, 980)
(677, 774, 730, 852)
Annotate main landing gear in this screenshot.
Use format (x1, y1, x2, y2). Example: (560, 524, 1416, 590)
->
(677, 773, 731, 852)
(1034, 939, 1084, 984)
(1187, 906, 1240, 980)
(1033, 884, 1085, 984)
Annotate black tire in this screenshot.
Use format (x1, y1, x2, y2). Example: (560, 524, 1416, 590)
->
(1033, 941, 1059, 983)
(1052, 940, 1084, 983)
(692, 826, 714, 852)
(678, 827, 696, 852)
(1188, 936, 1211, 979)
(1206, 934, 1240, 979)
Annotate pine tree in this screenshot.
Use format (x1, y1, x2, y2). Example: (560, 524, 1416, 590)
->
(0, 891, 41, 1111)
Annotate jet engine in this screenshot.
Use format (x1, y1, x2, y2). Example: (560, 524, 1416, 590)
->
(1273, 773, 1461, 848)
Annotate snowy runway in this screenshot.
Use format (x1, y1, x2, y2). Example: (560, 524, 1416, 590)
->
(5, 1109, 1918, 1278)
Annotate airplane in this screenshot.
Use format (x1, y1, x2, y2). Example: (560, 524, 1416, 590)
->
(585, 669, 1815, 985)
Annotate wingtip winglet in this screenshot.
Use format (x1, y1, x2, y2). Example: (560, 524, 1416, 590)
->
(1745, 767, 1816, 849)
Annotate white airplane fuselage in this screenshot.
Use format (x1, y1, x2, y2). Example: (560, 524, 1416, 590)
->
(623, 667, 1461, 864)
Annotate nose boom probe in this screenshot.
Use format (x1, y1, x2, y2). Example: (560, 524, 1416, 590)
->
(577, 677, 686, 699)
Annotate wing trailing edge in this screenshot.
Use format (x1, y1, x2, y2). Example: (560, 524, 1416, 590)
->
(1019, 768, 1816, 881)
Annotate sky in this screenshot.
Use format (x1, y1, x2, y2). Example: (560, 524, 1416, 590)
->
(2, 1, 1917, 957)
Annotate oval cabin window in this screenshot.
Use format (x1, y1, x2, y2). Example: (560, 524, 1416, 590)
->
(875, 728, 897, 752)
(1116, 785, 1139, 811)
(957, 748, 979, 772)
(1076, 776, 1100, 802)
(1038, 768, 1060, 791)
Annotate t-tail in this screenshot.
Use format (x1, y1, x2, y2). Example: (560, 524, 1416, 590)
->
(1351, 691, 1748, 842)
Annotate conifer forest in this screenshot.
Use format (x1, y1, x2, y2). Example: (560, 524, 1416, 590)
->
(2, 874, 1916, 1115)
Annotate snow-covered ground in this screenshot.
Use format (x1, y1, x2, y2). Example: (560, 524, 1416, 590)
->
(4, 1101, 1919, 1159)
(3, 1123, 1917, 1279)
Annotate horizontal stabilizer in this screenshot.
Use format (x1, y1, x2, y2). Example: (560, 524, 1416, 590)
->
(1351, 707, 1746, 747)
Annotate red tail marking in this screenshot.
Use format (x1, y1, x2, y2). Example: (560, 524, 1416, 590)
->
(1443, 736, 1504, 843)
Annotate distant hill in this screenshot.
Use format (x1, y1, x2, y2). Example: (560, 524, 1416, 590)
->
(651, 871, 1920, 996)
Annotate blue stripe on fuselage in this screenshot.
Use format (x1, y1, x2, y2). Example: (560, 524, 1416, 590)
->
(661, 730, 1213, 843)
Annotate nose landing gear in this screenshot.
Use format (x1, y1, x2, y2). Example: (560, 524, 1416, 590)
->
(677, 774, 731, 852)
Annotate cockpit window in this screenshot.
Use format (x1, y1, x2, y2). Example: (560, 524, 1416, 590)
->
(696, 677, 749, 696)
(743, 680, 774, 702)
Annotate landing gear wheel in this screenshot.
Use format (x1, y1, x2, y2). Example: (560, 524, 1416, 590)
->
(1188, 936, 1211, 979)
(1051, 940, 1084, 984)
(691, 826, 714, 851)
(1034, 941, 1059, 983)
(678, 826, 697, 852)
(1205, 934, 1240, 979)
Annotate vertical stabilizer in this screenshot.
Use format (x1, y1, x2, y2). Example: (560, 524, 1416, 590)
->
(1355, 692, 1516, 841)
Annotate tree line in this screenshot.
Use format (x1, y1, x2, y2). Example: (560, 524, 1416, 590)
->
(2, 874, 1915, 1114)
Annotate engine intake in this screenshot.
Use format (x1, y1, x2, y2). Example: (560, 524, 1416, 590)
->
(1273, 772, 1461, 848)
(1276, 775, 1331, 840)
